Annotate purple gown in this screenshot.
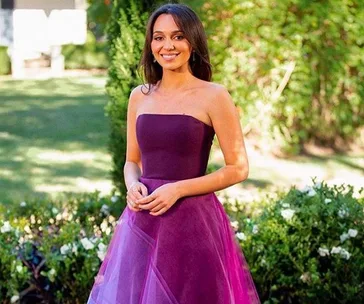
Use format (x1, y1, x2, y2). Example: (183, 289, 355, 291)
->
(87, 114, 260, 304)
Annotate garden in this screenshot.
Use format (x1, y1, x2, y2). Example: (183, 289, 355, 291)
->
(0, 0, 363, 303)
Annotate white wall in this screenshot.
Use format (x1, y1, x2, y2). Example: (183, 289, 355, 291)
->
(15, 0, 76, 14)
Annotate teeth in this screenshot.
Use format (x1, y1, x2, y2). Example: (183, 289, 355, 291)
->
(161, 54, 178, 59)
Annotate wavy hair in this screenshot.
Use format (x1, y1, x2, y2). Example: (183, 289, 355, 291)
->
(139, 3, 212, 94)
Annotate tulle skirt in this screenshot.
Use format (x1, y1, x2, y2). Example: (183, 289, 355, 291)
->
(87, 177, 260, 304)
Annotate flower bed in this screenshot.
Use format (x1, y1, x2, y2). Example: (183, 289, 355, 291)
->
(0, 191, 124, 303)
(1, 181, 363, 303)
(225, 181, 364, 303)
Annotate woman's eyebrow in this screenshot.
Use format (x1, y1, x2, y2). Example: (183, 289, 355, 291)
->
(153, 30, 184, 34)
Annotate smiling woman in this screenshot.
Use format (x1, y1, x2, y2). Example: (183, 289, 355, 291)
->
(87, 3, 260, 304)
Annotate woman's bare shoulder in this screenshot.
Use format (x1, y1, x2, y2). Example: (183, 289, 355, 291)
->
(197, 80, 229, 96)
(130, 84, 153, 99)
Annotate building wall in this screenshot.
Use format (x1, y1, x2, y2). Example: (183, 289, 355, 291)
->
(15, 0, 76, 14)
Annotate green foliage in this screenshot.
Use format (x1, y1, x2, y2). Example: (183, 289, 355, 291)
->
(87, 0, 112, 38)
(196, 0, 364, 153)
(62, 31, 109, 69)
(226, 181, 364, 303)
(0, 46, 11, 75)
(105, 0, 148, 196)
(1, 182, 363, 302)
(0, 192, 123, 303)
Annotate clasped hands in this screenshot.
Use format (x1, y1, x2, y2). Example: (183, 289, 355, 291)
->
(126, 181, 180, 216)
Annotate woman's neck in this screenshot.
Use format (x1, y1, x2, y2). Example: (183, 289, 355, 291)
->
(158, 70, 195, 92)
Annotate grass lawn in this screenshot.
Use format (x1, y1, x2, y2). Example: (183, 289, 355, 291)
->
(0, 76, 363, 204)
(0, 76, 111, 203)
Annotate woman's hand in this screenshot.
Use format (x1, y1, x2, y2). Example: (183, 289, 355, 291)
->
(136, 183, 180, 216)
(126, 181, 148, 212)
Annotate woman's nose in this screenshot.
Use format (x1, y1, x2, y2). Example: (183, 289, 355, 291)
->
(163, 39, 175, 50)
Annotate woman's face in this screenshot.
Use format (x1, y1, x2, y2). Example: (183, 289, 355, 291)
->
(151, 14, 192, 72)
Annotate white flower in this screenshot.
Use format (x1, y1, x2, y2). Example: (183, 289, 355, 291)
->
(111, 196, 118, 203)
(307, 189, 317, 197)
(97, 242, 107, 261)
(100, 220, 108, 232)
(282, 203, 290, 208)
(81, 237, 94, 250)
(340, 233, 350, 243)
(97, 250, 106, 261)
(300, 272, 311, 283)
(52, 207, 59, 215)
(0, 221, 12, 233)
(331, 246, 342, 254)
(281, 209, 295, 221)
(24, 225, 32, 234)
(324, 198, 332, 204)
(72, 243, 78, 255)
(236, 232, 247, 241)
(10, 295, 19, 303)
(230, 221, 239, 230)
(100, 204, 110, 215)
(340, 248, 351, 260)
(318, 247, 330, 257)
(331, 246, 351, 260)
(252, 225, 259, 234)
(60, 244, 71, 255)
(348, 229, 358, 238)
(49, 268, 56, 276)
(20, 201, 27, 207)
(16, 265, 23, 273)
(98, 242, 107, 251)
(338, 209, 347, 218)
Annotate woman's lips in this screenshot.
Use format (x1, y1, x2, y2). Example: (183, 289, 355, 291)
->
(160, 53, 180, 61)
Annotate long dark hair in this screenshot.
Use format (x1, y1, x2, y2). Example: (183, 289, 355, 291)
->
(139, 3, 212, 93)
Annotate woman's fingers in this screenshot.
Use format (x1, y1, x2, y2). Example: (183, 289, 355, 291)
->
(138, 198, 160, 210)
(150, 207, 167, 216)
(140, 184, 148, 197)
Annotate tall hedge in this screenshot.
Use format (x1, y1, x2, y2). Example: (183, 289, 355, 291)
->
(198, 0, 364, 153)
(105, 0, 148, 196)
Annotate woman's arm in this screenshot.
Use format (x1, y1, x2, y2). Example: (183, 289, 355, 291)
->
(137, 85, 249, 215)
(124, 86, 148, 210)
(175, 85, 249, 197)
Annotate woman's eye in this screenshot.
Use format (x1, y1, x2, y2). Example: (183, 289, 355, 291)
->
(174, 35, 184, 40)
(153, 36, 163, 41)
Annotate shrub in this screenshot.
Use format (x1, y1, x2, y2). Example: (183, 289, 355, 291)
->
(2, 181, 363, 302)
(105, 0, 149, 195)
(0, 191, 123, 303)
(226, 180, 364, 303)
(197, 0, 364, 153)
(62, 31, 109, 70)
(0, 46, 11, 75)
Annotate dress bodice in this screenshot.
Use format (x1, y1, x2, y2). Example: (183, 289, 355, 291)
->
(136, 114, 215, 180)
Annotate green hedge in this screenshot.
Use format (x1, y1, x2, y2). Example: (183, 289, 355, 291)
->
(225, 180, 364, 303)
(194, 0, 364, 153)
(1, 181, 363, 302)
(0, 47, 11, 75)
(0, 191, 123, 304)
(62, 31, 108, 70)
(104, 0, 149, 195)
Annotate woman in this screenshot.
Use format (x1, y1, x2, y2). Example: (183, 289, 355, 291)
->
(88, 3, 260, 304)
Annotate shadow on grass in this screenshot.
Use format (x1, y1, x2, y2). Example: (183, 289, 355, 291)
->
(0, 77, 112, 203)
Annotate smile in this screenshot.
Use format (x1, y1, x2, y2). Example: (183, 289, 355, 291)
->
(160, 53, 180, 61)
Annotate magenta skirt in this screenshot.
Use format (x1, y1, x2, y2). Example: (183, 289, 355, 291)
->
(87, 177, 260, 304)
